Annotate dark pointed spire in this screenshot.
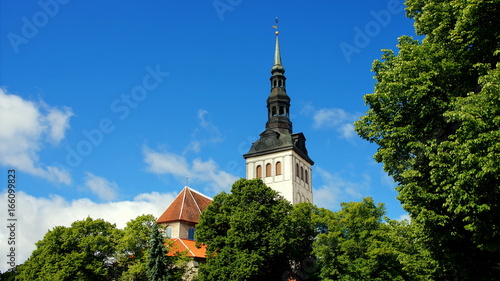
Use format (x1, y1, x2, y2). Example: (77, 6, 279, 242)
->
(266, 25, 292, 134)
(243, 21, 313, 165)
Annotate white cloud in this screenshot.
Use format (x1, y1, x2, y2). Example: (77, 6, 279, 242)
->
(313, 167, 371, 209)
(44, 105, 73, 144)
(185, 110, 223, 153)
(84, 172, 119, 201)
(0, 190, 176, 272)
(143, 147, 191, 176)
(0, 89, 73, 184)
(143, 147, 238, 194)
(303, 105, 359, 140)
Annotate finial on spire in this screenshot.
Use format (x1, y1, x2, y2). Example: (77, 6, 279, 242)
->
(273, 17, 279, 35)
(272, 17, 283, 69)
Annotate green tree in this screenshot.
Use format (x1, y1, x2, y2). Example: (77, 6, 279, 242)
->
(354, 0, 500, 278)
(146, 222, 172, 281)
(314, 197, 424, 281)
(0, 268, 18, 281)
(16, 217, 122, 281)
(195, 178, 318, 281)
(117, 214, 156, 281)
(313, 198, 436, 281)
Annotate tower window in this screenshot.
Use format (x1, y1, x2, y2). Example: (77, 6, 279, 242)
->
(300, 167, 304, 180)
(279, 106, 285, 116)
(278, 80, 282, 87)
(305, 170, 308, 184)
(276, 162, 282, 175)
(188, 227, 195, 240)
(266, 163, 272, 177)
(165, 226, 172, 238)
(256, 165, 262, 178)
(296, 163, 299, 178)
(272, 106, 277, 116)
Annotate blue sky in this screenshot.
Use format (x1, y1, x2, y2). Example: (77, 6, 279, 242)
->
(0, 0, 418, 269)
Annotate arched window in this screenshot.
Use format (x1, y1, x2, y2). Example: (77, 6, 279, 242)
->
(256, 165, 262, 178)
(188, 227, 195, 240)
(305, 170, 308, 184)
(165, 226, 172, 238)
(300, 167, 304, 180)
(266, 163, 272, 177)
(276, 162, 282, 175)
(296, 163, 299, 178)
(279, 106, 285, 116)
(272, 106, 277, 116)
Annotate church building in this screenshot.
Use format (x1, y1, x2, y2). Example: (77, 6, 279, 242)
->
(156, 27, 314, 278)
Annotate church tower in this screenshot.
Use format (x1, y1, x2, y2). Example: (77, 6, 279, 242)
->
(243, 28, 314, 204)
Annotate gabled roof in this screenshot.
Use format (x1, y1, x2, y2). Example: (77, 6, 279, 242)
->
(156, 186, 212, 224)
(166, 238, 207, 258)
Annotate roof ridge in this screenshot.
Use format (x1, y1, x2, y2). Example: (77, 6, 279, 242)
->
(178, 238, 195, 257)
(188, 188, 203, 214)
(179, 187, 187, 220)
(185, 186, 213, 201)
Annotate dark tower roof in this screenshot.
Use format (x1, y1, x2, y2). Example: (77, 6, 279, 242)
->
(243, 29, 313, 165)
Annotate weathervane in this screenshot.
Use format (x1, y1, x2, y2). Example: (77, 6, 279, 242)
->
(273, 17, 279, 35)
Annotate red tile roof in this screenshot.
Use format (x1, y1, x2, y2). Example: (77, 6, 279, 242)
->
(166, 238, 207, 258)
(157, 186, 212, 224)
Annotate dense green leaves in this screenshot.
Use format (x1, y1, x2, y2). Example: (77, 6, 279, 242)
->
(117, 214, 156, 281)
(313, 198, 435, 281)
(355, 0, 500, 278)
(146, 222, 172, 281)
(196, 178, 318, 281)
(16, 217, 122, 281)
(14, 215, 185, 281)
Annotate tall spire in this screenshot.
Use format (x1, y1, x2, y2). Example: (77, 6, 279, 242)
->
(274, 32, 282, 67)
(271, 18, 285, 74)
(243, 20, 313, 169)
(267, 20, 291, 134)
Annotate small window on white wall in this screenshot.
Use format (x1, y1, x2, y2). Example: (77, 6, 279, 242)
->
(276, 162, 282, 175)
(165, 226, 172, 238)
(266, 163, 272, 177)
(188, 227, 195, 240)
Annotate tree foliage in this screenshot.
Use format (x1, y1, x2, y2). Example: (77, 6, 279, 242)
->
(117, 214, 156, 281)
(146, 222, 173, 281)
(355, 0, 500, 278)
(313, 197, 436, 281)
(195, 178, 318, 281)
(15, 215, 186, 280)
(16, 217, 122, 281)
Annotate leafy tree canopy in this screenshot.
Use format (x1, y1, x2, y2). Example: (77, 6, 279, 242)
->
(355, 0, 500, 278)
(14, 215, 186, 281)
(196, 178, 318, 281)
(313, 197, 436, 281)
(16, 217, 122, 281)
